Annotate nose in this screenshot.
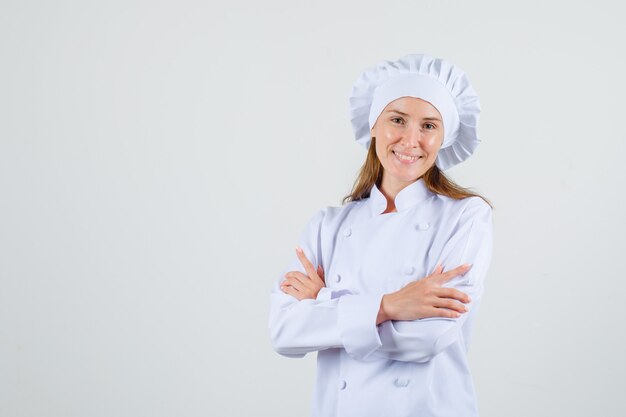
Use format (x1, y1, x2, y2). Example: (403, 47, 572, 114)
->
(400, 124, 424, 148)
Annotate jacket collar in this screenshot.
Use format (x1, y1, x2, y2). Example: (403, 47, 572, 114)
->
(367, 178, 434, 216)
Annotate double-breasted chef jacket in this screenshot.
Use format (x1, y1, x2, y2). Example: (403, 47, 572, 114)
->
(268, 177, 494, 417)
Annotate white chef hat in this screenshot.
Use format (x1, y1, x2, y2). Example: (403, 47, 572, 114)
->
(348, 53, 481, 170)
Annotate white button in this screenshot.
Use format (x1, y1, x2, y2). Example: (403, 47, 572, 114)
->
(394, 378, 410, 387)
(336, 274, 342, 283)
(343, 227, 352, 237)
(339, 380, 347, 390)
(404, 266, 415, 275)
(415, 222, 430, 231)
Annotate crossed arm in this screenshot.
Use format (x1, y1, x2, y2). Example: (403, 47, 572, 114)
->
(268, 202, 493, 363)
(282, 247, 472, 322)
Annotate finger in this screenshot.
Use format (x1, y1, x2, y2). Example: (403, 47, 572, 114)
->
(292, 274, 317, 291)
(285, 271, 312, 282)
(283, 278, 316, 300)
(285, 271, 317, 292)
(281, 284, 304, 300)
(282, 277, 305, 292)
(295, 246, 323, 284)
(425, 307, 462, 319)
(434, 263, 472, 285)
(433, 297, 468, 314)
(434, 287, 471, 303)
(295, 246, 319, 280)
(424, 263, 444, 282)
(317, 264, 325, 282)
(431, 263, 444, 276)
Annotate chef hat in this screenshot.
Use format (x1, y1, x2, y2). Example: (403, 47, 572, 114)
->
(348, 53, 481, 170)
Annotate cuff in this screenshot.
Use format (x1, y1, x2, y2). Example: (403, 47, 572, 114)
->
(337, 293, 384, 360)
(316, 287, 334, 301)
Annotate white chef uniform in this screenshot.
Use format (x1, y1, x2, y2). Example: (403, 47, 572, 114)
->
(268, 177, 493, 417)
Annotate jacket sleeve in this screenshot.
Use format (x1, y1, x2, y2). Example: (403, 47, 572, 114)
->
(268, 208, 384, 359)
(370, 199, 494, 363)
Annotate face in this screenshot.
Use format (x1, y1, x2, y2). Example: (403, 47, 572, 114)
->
(371, 96, 444, 190)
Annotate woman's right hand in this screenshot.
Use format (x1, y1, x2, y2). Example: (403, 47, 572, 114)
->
(376, 263, 473, 325)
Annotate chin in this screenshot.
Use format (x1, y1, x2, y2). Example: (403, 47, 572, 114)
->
(391, 171, 424, 183)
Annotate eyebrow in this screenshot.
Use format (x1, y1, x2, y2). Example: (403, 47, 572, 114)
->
(386, 109, 441, 121)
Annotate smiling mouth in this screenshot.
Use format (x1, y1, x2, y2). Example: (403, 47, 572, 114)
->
(392, 150, 423, 162)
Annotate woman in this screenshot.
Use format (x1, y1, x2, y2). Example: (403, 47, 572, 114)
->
(268, 53, 494, 417)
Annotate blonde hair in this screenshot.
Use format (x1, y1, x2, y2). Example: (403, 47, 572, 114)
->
(341, 137, 493, 208)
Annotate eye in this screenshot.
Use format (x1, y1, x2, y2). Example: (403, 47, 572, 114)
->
(391, 117, 404, 124)
(424, 123, 437, 130)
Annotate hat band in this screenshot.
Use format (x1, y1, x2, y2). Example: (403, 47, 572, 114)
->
(368, 73, 460, 149)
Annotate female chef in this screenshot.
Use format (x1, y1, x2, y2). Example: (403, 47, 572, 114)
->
(268, 53, 493, 417)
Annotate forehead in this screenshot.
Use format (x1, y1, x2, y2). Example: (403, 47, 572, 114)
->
(383, 96, 442, 118)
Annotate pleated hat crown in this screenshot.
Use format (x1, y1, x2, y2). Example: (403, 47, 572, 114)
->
(348, 53, 481, 170)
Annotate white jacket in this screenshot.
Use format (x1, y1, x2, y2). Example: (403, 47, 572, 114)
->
(268, 178, 494, 417)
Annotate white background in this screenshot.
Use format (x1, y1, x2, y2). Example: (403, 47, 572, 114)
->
(1, 0, 625, 416)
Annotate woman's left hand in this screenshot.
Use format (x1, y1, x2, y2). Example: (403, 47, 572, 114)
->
(280, 246, 325, 300)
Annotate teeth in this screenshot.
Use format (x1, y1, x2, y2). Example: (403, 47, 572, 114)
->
(394, 151, 420, 161)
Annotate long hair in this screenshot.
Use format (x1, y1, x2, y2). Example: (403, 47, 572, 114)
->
(341, 137, 493, 208)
